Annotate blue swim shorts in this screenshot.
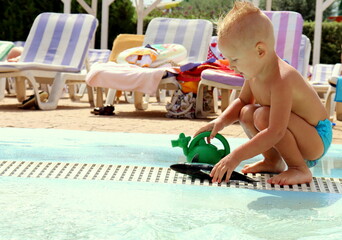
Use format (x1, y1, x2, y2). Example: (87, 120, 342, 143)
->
(306, 119, 333, 168)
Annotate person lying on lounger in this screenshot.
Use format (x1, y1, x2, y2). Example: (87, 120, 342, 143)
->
(194, 1, 332, 186)
(7, 46, 23, 62)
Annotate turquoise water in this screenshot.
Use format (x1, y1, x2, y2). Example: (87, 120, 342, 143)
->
(0, 177, 341, 240)
(1, 128, 341, 178)
(0, 128, 342, 239)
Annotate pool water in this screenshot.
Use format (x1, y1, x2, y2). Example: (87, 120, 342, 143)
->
(1, 177, 342, 240)
(0, 128, 342, 240)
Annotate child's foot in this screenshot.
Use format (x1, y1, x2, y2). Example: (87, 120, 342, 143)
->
(241, 159, 286, 174)
(267, 167, 312, 185)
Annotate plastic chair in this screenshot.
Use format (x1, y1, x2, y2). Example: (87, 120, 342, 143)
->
(100, 34, 145, 107)
(67, 48, 111, 102)
(0, 41, 15, 101)
(196, 11, 308, 118)
(96, 18, 213, 110)
(0, 12, 98, 110)
(310, 64, 334, 96)
(3, 41, 26, 98)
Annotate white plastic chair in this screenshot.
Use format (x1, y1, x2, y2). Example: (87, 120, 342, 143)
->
(0, 41, 15, 101)
(3, 41, 26, 98)
(0, 12, 98, 110)
(310, 64, 334, 95)
(67, 48, 111, 102)
(103, 17, 213, 110)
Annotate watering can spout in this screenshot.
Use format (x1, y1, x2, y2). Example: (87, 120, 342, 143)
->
(171, 139, 180, 147)
(171, 133, 192, 155)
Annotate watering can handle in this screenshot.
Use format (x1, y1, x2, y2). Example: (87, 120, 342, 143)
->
(188, 131, 230, 156)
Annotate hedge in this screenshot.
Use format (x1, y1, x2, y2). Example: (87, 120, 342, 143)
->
(0, 0, 340, 64)
(303, 21, 342, 64)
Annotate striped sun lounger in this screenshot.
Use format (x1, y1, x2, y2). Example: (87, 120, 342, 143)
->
(0, 12, 98, 110)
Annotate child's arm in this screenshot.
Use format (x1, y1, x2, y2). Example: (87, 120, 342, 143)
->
(233, 76, 292, 158)
(211, 75, 293, 183)
(194, 81, 254, 139)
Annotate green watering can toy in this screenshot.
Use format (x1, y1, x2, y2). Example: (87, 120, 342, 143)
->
(171, 131, 230, 165)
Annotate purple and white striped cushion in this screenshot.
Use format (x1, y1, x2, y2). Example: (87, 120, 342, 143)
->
(201, 69, 244, 86)
(87, 49, 111, 66)
(19, 13, 98, 72)
(311, 64, 334, 85)
(297, 35, 311, 77)
(263, 11, 303, 71)
(143, 17, 213, 63)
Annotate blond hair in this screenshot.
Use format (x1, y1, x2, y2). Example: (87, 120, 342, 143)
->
(218, 1, 274, 48)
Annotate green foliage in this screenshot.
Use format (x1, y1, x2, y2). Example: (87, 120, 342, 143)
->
(149, 0, 234, 21)
(72, 0, 136, 49)
(149, 0, 335, 22)
(104, 0, 136, 49)
(303, 21, 342, 64)
(0, 0, 340, 64)
(0, 0, 63, 41)
(147, 0, 341, 64)
(258, 0, 335, 21)
(0, 0, 136, 49)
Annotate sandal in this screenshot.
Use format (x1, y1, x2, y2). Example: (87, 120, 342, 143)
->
(20, 91, 48, 109)
(91, 105, 115, 115)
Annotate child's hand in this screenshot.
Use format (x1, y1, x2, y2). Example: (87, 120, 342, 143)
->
(194, 118, 225, 142)
(210, 154, 240, 183)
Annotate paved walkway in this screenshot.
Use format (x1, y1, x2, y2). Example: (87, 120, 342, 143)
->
(1, 95, 342, 144)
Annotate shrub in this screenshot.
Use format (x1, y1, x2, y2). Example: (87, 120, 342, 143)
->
(0, 0, 63, 41)
(73, 0, 136, 49)
(147, 0, 341, 64)
(303, 21, 342, 64)
(0, 0, 136, 49)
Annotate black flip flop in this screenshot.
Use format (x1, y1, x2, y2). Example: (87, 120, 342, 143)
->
(91, 105, 115, 115)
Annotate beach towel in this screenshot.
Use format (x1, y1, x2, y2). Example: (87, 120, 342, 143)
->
(124, 44, 159, 67)
(207, 36, 225, 60)
(176, 58, 235, 93)
(109, 34, 145, 62)
(117, 43, 187, 67)
(86, 62, 170, 95)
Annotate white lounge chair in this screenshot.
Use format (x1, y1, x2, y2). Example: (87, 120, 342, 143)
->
(0, 41, 14, 101)
(0, 12, 98, 110)
(68, 48, 111, 103)
(95, 17, 213, 110)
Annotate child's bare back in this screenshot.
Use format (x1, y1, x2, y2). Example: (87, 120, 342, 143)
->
(251, 57, 328, 126)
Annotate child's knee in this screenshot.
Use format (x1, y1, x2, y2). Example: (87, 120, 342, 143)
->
(239, 104, 257, 124)
(254, 107, 270, 130)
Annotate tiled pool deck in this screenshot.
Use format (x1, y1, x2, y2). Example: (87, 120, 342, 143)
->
(1, 95, 342, 144)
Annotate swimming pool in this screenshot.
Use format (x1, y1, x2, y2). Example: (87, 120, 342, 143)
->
(0, 128, 341, 239)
